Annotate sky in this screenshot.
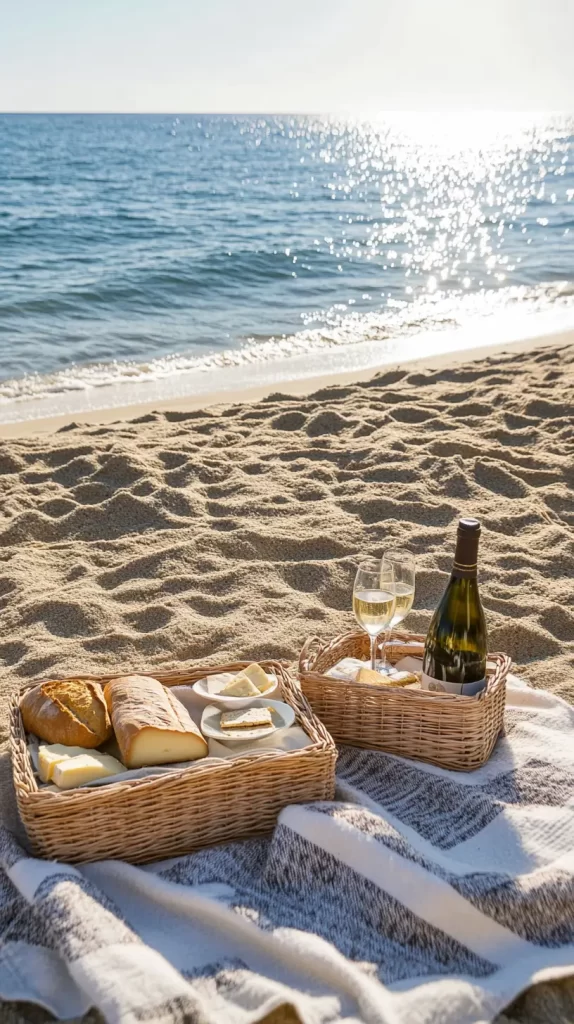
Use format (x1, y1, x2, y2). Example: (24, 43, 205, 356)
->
(1, 0, 574, 113)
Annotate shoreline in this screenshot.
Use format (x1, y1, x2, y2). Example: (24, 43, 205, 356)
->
(1, 321, 573, 439)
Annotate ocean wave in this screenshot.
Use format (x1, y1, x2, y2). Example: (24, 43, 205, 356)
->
(0, 246, 335, 321)
(1, 112, 573, 401)
(1, 281, 573, 406)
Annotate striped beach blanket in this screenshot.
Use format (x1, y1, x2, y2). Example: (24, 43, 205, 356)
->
(1, 673, 573, 1024)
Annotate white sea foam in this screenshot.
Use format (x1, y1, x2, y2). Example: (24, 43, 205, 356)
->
(1, 281, 573, 412)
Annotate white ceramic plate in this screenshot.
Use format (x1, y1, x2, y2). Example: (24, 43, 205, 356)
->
(192, 671, 278, 709)
(200, 699, 295, 743)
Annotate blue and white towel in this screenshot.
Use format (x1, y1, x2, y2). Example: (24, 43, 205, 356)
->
(1, 674, 573, 1024)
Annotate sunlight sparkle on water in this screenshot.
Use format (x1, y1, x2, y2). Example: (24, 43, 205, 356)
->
(309, 112, 571, 299)
(0, 111, 572, 405)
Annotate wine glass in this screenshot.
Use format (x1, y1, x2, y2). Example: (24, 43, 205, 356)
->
(380, 548, 416, 670)
(385, 549, 416, 629)
(353, 559, 396, 671)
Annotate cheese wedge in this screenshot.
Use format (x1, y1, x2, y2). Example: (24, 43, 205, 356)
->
(220, 675, 260, 698)
(242, 663, 273, 693)
(220, 707, 274, 730)
(52, 752, 127, 790)
(356, 668, 420, 688)
(38, 743, 92, 783)
(356, 668, 390, 687)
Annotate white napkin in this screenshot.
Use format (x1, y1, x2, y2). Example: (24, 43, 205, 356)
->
(325, 657, 366, 681)
(326, 656, 423, 682)
(207, 725, 310, 759)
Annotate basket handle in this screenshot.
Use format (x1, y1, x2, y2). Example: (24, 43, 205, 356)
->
(482, 652, 512, 699)
(299, 636, 323, 673)
(280, 666, 334, 747)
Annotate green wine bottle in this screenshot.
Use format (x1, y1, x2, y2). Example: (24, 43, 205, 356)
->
(422, 518, 487, 696)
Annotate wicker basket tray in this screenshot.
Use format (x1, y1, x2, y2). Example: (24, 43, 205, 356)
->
(299, 631, 510, 771)
(11, 660, 336, 864)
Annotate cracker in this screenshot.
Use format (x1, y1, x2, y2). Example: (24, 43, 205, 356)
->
(220, 707, 274, 730)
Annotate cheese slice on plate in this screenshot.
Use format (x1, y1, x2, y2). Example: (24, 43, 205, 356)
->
(220, 707, 274, 730)
(38, 743, 94, 783)
(52, 752, 127, 790)
(220, 675, 260, 697)
(242, 663, 273, 693)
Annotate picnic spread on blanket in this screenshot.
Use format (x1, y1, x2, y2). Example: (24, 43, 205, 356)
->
(3, 518, 573, 1024)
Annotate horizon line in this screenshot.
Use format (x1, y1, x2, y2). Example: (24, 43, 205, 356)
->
(1, 109, 573, 116)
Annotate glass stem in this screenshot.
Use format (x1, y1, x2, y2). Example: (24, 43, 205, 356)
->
(380, 628, 390, 671)
(370, 634, 377, 671)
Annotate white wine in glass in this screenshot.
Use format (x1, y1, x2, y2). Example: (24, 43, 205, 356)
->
(353, 559, 396, 671)
(391, 583, 415, 625)
(384, 549, 416, 629)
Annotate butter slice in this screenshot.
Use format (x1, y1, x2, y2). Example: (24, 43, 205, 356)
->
(242, 663, 273, 693)
(38, 744, 92, 783)
(52, 752, 127, 790)
(220, 675, 260, 697)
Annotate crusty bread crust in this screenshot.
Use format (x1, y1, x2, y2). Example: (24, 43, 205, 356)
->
(20, 680, 112, 747)
(104, 674, 207, 768)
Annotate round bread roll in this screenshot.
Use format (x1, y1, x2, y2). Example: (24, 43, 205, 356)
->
(19, 679, 112, 748)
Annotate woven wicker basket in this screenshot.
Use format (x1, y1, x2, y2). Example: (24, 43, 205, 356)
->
(11, 660, 336, 864)
(299, 631, 510, 771)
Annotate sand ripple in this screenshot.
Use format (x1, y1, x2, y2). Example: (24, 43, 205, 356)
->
(0, 343, 572, 711)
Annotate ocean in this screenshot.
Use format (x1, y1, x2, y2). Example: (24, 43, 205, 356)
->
(1, 112, 573, 420)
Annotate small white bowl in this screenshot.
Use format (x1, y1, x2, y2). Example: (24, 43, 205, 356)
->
(201, 699, 295, 743)
(192, 671, 278, 709)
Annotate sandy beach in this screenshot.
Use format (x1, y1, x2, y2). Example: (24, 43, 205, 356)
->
(1, 333, 573, 723)
(1, 336, 574, 1022)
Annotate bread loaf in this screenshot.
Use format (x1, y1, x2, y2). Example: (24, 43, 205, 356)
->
(20, 680, 112, 747)
(104, 674, 208, 768)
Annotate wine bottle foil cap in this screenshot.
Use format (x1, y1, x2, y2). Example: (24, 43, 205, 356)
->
(453, 518, 480, 575)
(458, 518, 481, 534)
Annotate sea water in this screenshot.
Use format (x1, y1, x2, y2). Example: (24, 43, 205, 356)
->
(1, 112, 573, 419)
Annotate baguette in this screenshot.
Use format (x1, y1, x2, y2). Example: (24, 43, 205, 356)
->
(104, 675, 208, 768)
(20, 680, 112, 748)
